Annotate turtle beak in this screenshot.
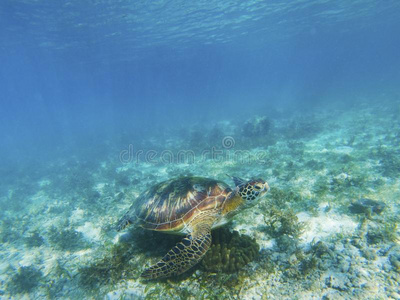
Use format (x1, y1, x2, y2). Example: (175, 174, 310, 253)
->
(260, 182, 270, 196)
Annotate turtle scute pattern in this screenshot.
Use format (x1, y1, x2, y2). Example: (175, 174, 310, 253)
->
(115, 177, 229, 232)
(135, 177, 229, 226)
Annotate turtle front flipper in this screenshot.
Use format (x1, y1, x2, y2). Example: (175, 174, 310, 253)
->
(141, 220, 213, 279)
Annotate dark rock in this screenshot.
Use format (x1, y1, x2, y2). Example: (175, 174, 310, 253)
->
(349, 198, 386, 215)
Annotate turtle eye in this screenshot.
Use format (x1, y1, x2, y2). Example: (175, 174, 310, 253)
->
(254, 185, 262, 190)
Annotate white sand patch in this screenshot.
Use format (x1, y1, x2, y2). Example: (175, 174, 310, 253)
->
(156, 167, 169, 175)
(299, 188, 314, 198)
(43, 253, 60, 276)
(116, 165, 130, 172)
(95, 183, 106, 190)
(234, 213, 276, 250)
(29, 192, 50, 208)
(234, 203, 358, 251)
(38, 179, 51, 187)
(298, 209, 358, 245)
(70, 208, 85, 223)
(73, 248, 94, 258)
(113, 233, 122, 244)
(258, 238, 275, 250)
(0, 259, 9, 274)
(19, 248, 42, 267)
(106, 282, 146, 300)
(333, 146, 354, 154)
(0, 259, 9, 283)
(76, 222, 102, 242)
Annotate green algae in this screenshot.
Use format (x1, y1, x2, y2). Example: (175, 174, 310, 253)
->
(0, 218, 20, 243)
(310, 241, 333, 259)
(78, 241, 139, 289)
(42, 260, 73, 298)
(24, 230, 44, 248)
(282, 240, 334, 280)
(267, 187, 302, 209)
(48, 224, 88, 251)
(84, 189, 101, 204)
(372, 146, 400, 178)
(289, 255, 318, 279)
(242, 116, 272, 137)
(366, 221, 398, 245)
(263, 206, 305, 239)
(201, 228, 259, 274)
(65, 169, 94, 194)
(266, 185, 317, 217)
(275, 234, 300, 254)
(328, 164, 370, 195)
(6, 266, 43, 295)
(6, 184, 36, 212)
(261, 200, 320, 280)
(389, 254, 400, 273)
(78, 227, 259, 296)
(305, 159, 325, 171)
(313, 177, 330, 197)
(77, 228, 160, 291)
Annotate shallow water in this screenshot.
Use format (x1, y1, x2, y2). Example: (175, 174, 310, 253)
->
(1, 1, 400, 299)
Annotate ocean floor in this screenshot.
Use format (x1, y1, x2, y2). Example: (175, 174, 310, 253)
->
(1, 98, 400, 299)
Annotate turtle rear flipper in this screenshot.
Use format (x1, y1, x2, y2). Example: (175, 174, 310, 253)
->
(141, 220, 213, 279)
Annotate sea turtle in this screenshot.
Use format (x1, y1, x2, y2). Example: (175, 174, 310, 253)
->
(116, 175, 269, 279)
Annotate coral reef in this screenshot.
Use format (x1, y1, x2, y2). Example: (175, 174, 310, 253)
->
(284, 117, 322, 140)
(242, 116, 272, 137)
(201, 228, 259, 273)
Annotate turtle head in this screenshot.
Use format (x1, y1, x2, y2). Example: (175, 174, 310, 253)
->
(221, 177, 269, 218)
(236, 178, 269, 208)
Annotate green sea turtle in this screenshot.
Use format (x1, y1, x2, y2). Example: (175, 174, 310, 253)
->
(116, 175, 269, 279)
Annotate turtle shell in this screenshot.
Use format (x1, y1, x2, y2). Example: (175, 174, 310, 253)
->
(133, 177, 231, 231)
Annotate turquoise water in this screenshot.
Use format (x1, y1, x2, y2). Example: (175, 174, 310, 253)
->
(1, 1, 400, 299)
